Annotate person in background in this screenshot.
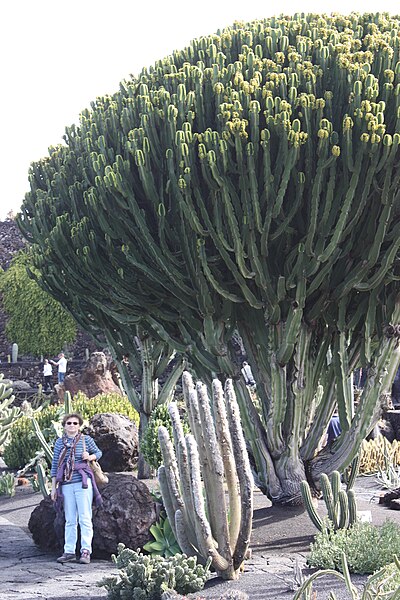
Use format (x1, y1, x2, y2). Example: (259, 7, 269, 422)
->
(50, 352, 68, 383)
(241, 361, 256, 386)
(326, 414, 342, 445)
(43, 359, 53, 392)
(50, 413, 102, 564)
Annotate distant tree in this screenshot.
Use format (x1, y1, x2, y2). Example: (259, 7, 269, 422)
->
(0, 250, 76, 356)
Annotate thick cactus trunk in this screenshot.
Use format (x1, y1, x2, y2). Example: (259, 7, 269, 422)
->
(232, 300, 400, 503)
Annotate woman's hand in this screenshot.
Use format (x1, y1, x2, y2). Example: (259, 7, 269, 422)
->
(82, 451, 90, 461)
(51, 487, 57, 502)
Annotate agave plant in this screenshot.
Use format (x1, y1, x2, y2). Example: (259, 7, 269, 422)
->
(143, 515, 182, 557)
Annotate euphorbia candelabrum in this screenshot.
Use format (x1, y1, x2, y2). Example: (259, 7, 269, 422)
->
(19, 13, 400, 502)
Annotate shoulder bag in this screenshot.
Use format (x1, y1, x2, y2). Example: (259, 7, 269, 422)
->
(82, 435, 109, 485)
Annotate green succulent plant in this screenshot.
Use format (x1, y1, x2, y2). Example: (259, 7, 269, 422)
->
(0, 472, 15, 497)
(18, 12, 400, 503)
(98, 544, 211, 599)
(144, 516, 182, 557)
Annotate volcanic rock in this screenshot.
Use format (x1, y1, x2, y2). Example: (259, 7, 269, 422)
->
(28, 473, 156, 557)
(84, 413, 138, 472)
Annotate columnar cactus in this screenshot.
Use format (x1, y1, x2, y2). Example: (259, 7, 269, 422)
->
(0, 376, 20, 447)
(158, 372, 253, 580)
(18, 13, 400, 502)
(301, 471, 358, 531)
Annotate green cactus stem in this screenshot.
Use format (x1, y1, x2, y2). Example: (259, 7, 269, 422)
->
(301, 471, 358, 532)
(0, 376, 20, 447)
(31, 417, 54, 464)
(35, 462, 50, 498)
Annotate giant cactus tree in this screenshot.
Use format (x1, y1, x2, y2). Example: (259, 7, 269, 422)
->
(18, 13, 400, 502)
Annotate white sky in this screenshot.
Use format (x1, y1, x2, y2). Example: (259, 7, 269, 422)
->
(0, 0, 398, 219)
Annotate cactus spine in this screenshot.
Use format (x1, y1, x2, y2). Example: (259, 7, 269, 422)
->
(158, 372, 253, 580)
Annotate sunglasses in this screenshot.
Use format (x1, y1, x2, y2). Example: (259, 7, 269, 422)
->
(65, 421, 79, 425)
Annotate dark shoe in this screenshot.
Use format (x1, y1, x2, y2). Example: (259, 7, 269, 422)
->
(79, 549, 91, 564)
(57, 553, 76, 563)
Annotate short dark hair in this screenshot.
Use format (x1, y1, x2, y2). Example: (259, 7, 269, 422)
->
(62, 412, 83, 426)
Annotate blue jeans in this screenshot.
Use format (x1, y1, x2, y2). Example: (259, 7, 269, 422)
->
(62, 479, 93, 554)
(58, 372, 65, 383)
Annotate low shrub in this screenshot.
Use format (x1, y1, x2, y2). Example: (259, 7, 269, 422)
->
(308, 519, 400, 574)
(140, 402, 190, 470)
(72, 391, 139, 425)
(98, 544, 210, 599)
(3, 392, 139, 469)
(3, 405, 59, 469)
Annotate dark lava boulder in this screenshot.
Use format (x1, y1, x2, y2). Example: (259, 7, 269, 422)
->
(28, 473, 156, 557)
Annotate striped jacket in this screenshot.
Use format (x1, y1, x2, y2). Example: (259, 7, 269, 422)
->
(50, 435, 102, 485)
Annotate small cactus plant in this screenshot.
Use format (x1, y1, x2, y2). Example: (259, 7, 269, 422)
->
(98, 544, 211, 598)
(301, 471, 358, 532)
(0, 472, 16, 497)
(0, 375, 20, 447)
(359, 435, 400, 474)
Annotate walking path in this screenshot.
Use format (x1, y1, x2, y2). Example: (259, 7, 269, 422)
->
(0, 478, 398, 600)
(0, 516, 114, 600)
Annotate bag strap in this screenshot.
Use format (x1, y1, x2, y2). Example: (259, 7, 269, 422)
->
(82, 434, 89, 460)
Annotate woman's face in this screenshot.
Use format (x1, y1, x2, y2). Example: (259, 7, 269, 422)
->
(64, 418, 80, 436)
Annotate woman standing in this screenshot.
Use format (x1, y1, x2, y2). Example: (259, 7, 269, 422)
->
(50, 413, 102, 564)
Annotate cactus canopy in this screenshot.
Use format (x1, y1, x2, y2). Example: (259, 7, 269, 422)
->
(19, 13, 400, 502)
